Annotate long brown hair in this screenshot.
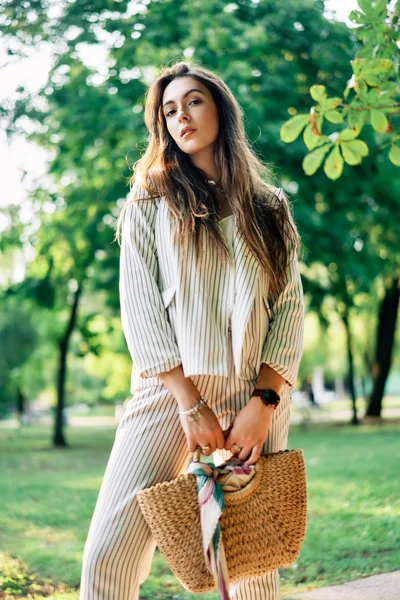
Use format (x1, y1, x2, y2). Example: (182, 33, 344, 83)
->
(115, 60, 301, 299)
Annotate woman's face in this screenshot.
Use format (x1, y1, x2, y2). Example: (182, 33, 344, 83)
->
(162, 76, 219, 157)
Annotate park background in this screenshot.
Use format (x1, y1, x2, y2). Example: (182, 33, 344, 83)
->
(0, 0, 399, 598)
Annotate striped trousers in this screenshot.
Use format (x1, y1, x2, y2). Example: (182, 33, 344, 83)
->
(79, 329, 292, 599)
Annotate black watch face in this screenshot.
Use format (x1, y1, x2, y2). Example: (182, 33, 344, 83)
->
(260, 389, 279, 404)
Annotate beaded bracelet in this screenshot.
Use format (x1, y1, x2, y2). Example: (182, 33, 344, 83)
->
(178, 397, 207, 416)
(178, 397, 208, 421)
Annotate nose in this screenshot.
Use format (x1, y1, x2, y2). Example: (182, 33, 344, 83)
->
(177, 107, 190, 122)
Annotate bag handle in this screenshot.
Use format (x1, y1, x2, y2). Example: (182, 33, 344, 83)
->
(191, 426, 233, 464)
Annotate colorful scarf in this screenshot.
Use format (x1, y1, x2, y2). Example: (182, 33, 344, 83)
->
(187, 456, 256, 600)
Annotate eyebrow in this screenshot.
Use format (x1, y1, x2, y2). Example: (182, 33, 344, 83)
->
(162, 88, 206, 110)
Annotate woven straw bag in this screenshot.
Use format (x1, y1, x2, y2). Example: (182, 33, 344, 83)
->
(137, 444, 307, 594)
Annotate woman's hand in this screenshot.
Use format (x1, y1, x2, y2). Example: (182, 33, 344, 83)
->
(168, 373, 226, 456)
(179, 404, 226, 455)
(224, 396, 274, 465)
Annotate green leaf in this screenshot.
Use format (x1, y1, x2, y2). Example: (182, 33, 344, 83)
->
(357, 0, 373, 16)
(365, 58, 392, 75)
(351, 58, 364, 76)
(310, 85, 327, 104)
(345, 140, 369, 157)
(349, 10, 368, 25)
(364, 74, 381, 86)
(280, 114, 309, 143)
(325, 110, 344, 124)
(325, 97, 343, 110)
(383, 82, 398, 96)
(355, 79, 369, 100)
(372, 0, 388, 17)
(316, 113, 324, 134)
(303, 144, 332, 176)
(338, 128, 360, 142)
(324, 146, 344, 180)
(303, 124, 331, 151)
(340, 142, 363, 165)
(370, 109, 389, 132)
(348, 109, 368, 131)
(388, 144, 400, 166)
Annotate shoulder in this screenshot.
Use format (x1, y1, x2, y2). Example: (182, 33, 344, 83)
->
(127, 184, 159, 205)
(125, 178, 160, 216)
(127, 171, 164, 207)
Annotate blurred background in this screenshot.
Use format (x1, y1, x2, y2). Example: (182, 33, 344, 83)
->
(0, 0, 399, 598)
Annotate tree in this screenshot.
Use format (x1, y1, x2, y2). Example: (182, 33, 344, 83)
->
(280, 0, 400, 179)
(1, 0, 398, 436)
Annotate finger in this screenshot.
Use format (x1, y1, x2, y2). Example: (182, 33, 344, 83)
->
(200, 442, 214, 455)
(188, 440, 197, 453)
(238, 446, 252, 461)
(244, 444, 262, 466)
(216, 428, 225, 450)
(223, 424, 233, 441)
(209, 441, 217, 454)
(224, 429, 239, 450)
(224, 436, 232, 451)
(225, 437, 238, 452)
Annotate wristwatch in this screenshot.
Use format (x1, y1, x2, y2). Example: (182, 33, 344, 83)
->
(251, 388, 281, 410)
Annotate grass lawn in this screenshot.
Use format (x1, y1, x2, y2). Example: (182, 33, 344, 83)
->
(0, 420, 399, 599)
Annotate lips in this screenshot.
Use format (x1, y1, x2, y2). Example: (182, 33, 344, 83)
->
(181, 127, 197, 137)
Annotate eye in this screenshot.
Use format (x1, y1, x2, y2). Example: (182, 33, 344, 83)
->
(165, 98, 202, 117)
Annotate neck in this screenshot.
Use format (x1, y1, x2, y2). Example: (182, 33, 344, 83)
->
(189, 146, 219, 181)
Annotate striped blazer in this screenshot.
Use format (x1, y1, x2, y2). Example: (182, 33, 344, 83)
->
(119, 182, 304, 393)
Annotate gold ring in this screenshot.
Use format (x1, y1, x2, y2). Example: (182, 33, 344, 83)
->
(231, 444, 241, 455)
(201, 445, 211, 452)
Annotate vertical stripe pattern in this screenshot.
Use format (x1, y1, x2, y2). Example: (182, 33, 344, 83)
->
(119, 183, 304, 393)
(260, 240, 304, 391)
(119, 197, 183, 385)
(79, 330, 292, 600)
(81, 181, 305, 598)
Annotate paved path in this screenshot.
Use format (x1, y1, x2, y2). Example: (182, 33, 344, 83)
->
(288, 570, 400, 600)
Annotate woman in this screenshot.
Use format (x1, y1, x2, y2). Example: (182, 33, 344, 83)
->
(80, 61, 304, 600)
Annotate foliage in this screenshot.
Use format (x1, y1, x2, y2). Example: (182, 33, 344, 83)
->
(0, 0, 399, 416)
(280, 0, 400, 178)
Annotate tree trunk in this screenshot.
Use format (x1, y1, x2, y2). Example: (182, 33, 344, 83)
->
(366, 276, 400, 417)
(53, 282, 83, 446)
(16, 388, 25, 415)
(360, 374, 368, 413)
(362, 348, 373, 411)
(342, 309, 359, 425)
(16, 388, 28, 424)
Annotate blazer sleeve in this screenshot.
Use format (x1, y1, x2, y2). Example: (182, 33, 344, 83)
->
(119, 184, 183, 379)
(260, 192, 305, 392)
